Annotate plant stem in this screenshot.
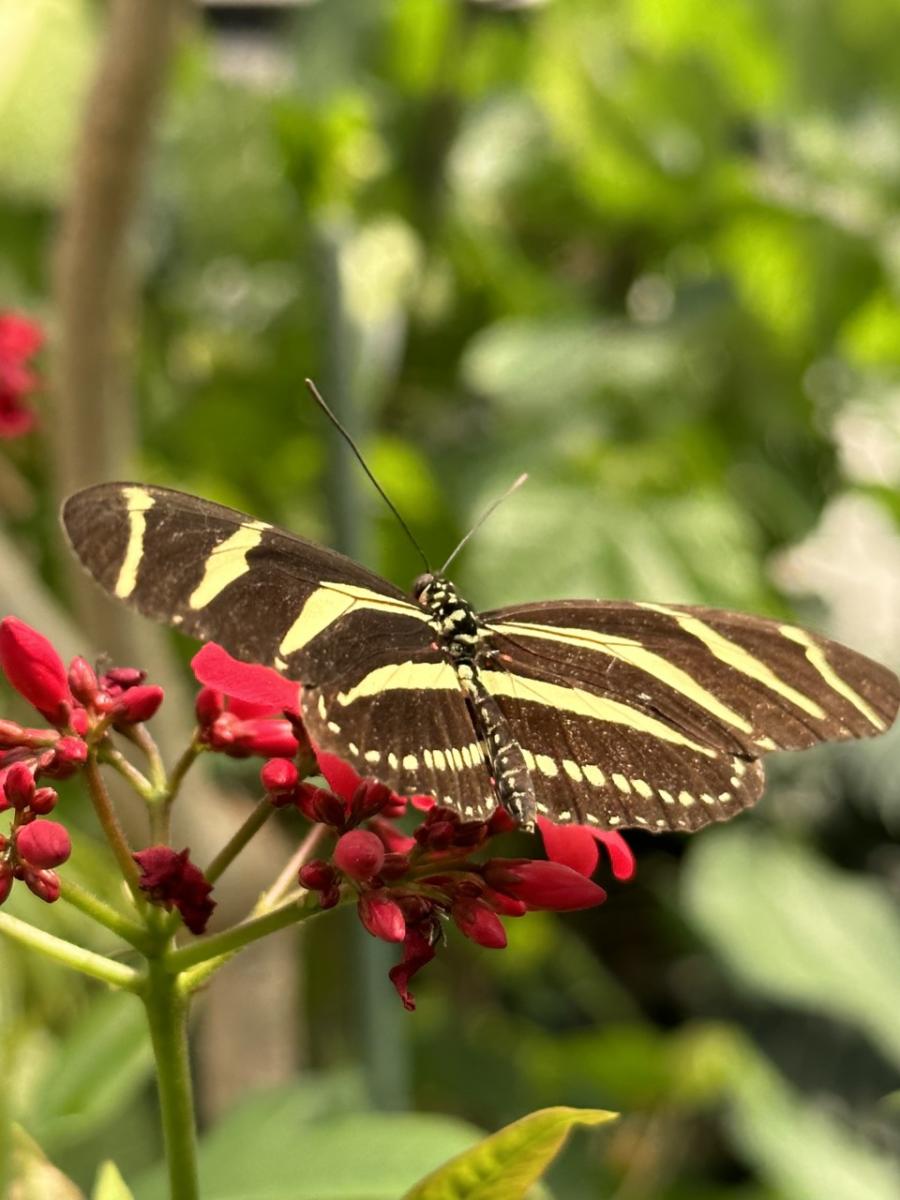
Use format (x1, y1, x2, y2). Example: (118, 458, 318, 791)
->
(124, 721, 168, 794)
(204, 797, 275, 885)
(0, 912, 140, 990)
(59, 877, 153, 951)
(255, 823, 328, 913)
(143, 961, 200, 1200)
(97, 742, 156, 802)
(85, 753, 144, 901)
(171, 896, 325, 986)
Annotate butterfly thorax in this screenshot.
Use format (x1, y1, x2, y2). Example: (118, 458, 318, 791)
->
(414, 575, 488, 662)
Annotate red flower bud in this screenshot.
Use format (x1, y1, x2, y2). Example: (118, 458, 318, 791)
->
(3, 761, 34, 809)
(30, 786, 58, 815)
(113, 684, 164, 724)
(41, 736, 88, 779)
(368, 816, 416, 855)
(0, 617, 71, 725)
(0, 719, 27, 747)
(484, 859, 607, 911)
(67, 657, 98, 705)
(334, 830, 385, 881)
(358, 891, 406, 942)
(68, 708, 90, 737)
(0, 865, 12, 905)
(350, 779, 394, 822)
(483, 887, 527, 918)
(298, 859, 337, 891)
(16, 820, 71, 868)
(261, 757, 299, 796)
(452, 897, 507, 948)
(101, 666, 145, 691)
(24, 867, 60, 903)
(195, 686, 224, 725)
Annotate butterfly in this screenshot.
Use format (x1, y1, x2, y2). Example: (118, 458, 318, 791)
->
(62, 482, 900, 834)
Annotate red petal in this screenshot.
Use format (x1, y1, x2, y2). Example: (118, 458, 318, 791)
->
(314, 748, 361, 802)
(191, 644, 300, 714)
(537, 817, 598, 877)
(595, 830, 636, 881)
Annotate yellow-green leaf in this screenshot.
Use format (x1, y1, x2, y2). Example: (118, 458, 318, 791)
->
(402, 1106, 617, 1200)
(91, 1162, 136, 1200)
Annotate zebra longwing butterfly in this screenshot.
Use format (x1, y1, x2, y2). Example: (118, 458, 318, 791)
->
(62, 483, 900, 834)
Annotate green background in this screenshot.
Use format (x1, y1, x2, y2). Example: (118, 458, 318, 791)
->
(1, 1, 899, 1196)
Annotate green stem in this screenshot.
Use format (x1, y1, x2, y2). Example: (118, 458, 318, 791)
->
(0, 912, 140, 990)
(167, 740, 202, 803)
(59, 877, 153, 951)
(97, 742, 156, 803)
(85, 753, 144, 901)
(123, 721, 168, 795)
(143, 961, 199, 1200)
(205, 797, 274, 885)
(172, 896, 326, 988)
(255, 822, 328, 914)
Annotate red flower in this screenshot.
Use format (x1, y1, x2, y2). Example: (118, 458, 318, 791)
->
(0, 617, 72, 726)
(192, 645, 304, 760)
(133, 846, 216, 934)
(388, 926, 438, 1012)
(537, 817, 635, 882)
(0, 312, 42, 440)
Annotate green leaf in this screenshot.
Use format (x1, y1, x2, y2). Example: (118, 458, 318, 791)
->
(9, 1125, 85, 1200)
(91, 1163, 135, 1200)
(28, 991, 153, 1152)
(724, 1038, 900, 1200)
(0, 0, 95, 200)
(681, 827, 900, 1069)
(402, 1107, 617, 1200)
(133, 1079, 483, 1200)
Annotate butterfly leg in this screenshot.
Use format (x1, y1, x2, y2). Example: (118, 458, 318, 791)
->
(456, 663, 535, 828)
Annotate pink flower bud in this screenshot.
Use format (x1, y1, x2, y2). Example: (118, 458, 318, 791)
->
(30, 786, 58, 815)
(358, 892, 406, 942)
(24, 867, 60, 903)
(0, 617, 71, 725)
(3, 761, 34, 809)
(16, 820, 71, 868)
(67, 657, 98, 705)
(452, 897, 507, 948)
(334, 830, 385, 881)
(261, 757, 298, 796)
(113, 684, 164, 724)
(102, 666, 145, 691)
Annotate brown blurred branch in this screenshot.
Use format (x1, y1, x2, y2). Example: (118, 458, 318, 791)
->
(52, 0, 184, 636)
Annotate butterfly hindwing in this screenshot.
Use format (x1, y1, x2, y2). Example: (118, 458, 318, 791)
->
(479, 598, 898, 832)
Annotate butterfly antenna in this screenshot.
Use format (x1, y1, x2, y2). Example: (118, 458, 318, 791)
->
(440, 473, 528, 575)
(305, 378, 431, 572)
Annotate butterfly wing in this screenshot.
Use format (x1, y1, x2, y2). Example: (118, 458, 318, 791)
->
(63, 483, 497, 816)
(479, 599, 899, 833)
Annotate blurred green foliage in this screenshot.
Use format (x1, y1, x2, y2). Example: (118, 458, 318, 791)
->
(2, 0, 900, 1196)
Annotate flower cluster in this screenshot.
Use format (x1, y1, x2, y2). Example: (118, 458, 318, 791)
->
(0, 312, 42, 440)
(0, 615, 164, 905)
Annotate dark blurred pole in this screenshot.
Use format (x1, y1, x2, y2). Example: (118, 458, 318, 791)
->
(315, 223, 411, 1112)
